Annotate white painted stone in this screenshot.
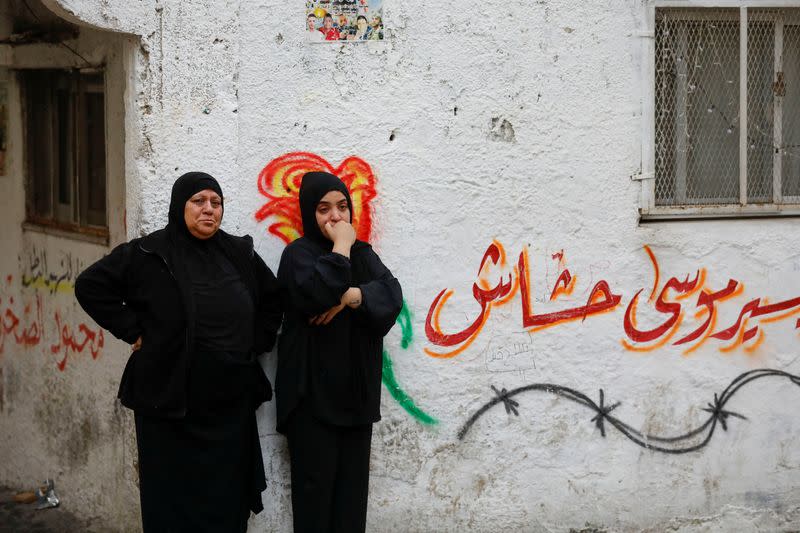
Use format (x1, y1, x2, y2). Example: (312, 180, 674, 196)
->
(0, 0, 797, 531)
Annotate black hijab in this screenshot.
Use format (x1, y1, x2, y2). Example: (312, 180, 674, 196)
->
(298, 171, 373, 293)
(167, 171, 224, 234)
(299, 171, 355, 248)
(163, 172, 258, 302)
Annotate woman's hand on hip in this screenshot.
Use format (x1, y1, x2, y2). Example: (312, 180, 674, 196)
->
(131, 336, 142, 352)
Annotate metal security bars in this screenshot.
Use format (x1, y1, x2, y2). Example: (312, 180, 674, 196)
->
(649, 6, 800, 216)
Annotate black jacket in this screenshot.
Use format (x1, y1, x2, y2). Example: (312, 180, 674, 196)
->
(75, 228, 282, 417)
(275, 237, 402, 431)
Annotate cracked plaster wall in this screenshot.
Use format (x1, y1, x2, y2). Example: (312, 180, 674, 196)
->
(0, 0, 798, 531)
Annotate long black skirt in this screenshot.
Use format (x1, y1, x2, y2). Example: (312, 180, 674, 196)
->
(285, 402, 373, 533)
(134, 351, 266, 533)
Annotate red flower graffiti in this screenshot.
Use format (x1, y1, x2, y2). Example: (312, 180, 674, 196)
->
(254, 152, 377, 243)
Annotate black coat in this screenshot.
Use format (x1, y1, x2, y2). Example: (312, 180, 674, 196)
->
(75, 228, 282, 417)
(275, 237, 402, 431)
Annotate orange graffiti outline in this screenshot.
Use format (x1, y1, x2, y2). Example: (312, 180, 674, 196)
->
(424, 306, 491, 359)
(426, 288, 491, 358)
(495, 266, 519, 306)
(478, 240, 509, 291)
(675, 269, 706, 300)
(493, 239, 507, 266)
(621, 311, 684, 352)
(759, 301, 800, 324)
(529, 299, 620, 334)
(681, 311, 716, 357)
(528, 277, 621, 334)
(549, 272, 577, 301)
(680, 282, 744, 355)
(744, 329, 765, 354)
(622, 269, 695, 351)
(426, 244, 517, 358)
(644, 245, 660, 303)
(431, 289, 452, 333)
(718, 323, 749, 353)
(622, 280, 685, 348)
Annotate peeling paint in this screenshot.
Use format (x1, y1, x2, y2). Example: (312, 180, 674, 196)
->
(489, 117, 516, 143)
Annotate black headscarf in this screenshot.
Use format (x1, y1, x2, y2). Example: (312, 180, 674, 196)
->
(299, 171, 356, 248)
(162, 172, 258, 302)
(168, 171, 224, 231)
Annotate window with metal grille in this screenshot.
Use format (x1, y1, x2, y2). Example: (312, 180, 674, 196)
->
(650, 6, 800, 216)
(22, 69, 107, 234)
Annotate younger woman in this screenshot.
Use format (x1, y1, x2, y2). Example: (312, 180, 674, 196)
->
(276, 171, 402, 533)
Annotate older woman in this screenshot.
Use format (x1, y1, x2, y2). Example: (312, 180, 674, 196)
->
(75, 172, 281, 532)
(276, 171, 402, 532)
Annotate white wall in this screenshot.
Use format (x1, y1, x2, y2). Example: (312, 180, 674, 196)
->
(1, 0, 799, 531)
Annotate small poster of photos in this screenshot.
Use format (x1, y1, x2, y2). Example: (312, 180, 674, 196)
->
(306, 0, 384, 43)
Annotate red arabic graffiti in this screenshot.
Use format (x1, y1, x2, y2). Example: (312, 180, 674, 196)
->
(426, 243, 800, 357)
(254, 152, 377, 244)
(0, 292, 104, 371)
(50, 311, 105, 371)
(520, 247, 622, 328)
(623, 246, 800, 354)
(425, 241, 621, 358)
(1, 294, 44, 351)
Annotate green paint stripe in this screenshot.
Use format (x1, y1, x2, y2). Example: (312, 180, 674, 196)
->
(381, 299, 438, 425)
(397, 302, 413, 349)
(382, 349, 438, 425)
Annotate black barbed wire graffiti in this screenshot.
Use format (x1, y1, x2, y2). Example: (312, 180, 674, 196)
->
(457, 369, 800, 454)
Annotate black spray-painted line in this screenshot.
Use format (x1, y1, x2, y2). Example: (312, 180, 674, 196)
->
(457, 369, 800, 454)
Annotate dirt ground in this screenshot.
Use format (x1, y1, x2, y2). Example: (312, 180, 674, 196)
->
(0, 485, 94, 533)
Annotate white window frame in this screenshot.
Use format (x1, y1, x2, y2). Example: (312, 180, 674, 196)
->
(639, 0, 800, 220)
